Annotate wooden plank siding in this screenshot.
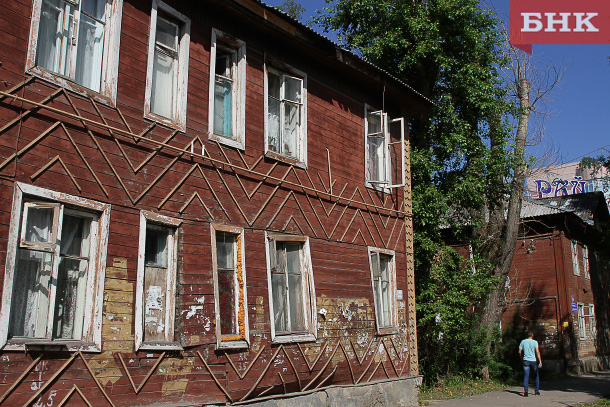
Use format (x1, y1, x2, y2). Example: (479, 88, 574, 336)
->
(0, 0, 425, 405)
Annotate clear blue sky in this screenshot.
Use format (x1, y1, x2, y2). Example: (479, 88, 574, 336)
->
(264, 0, 610, 165)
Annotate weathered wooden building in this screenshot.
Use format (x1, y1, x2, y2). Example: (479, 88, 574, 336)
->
(0, 0, 431, 405)
(502, 192, 610, 373)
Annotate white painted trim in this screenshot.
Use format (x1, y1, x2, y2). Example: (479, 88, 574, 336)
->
(0, 183, 110, 352)
(265, 232, 316, 343)
(208, 29, 246, 150)
(263, 59, 308, 168)
(367, 246, 398, 335)
(25, 0, 123, 106)
(210, 224, 250, 349)
(143, 0, 190, 132)
(135, 210, 182, 351)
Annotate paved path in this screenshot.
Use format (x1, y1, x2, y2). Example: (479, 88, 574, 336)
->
(425, 370, 610, 407)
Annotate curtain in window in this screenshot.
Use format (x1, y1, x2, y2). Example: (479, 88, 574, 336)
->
(151, 50, 175, 119)
(283, 76, 301, 157)
(75, 12, 105, 92)
(214, 78, 232, 138)
(37, 0, 73, 76)
(285, 243, 304, 331)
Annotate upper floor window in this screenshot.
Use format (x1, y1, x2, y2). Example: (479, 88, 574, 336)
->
(211, 224, 249, 349)
(0, 183, 110, 351)
(265, 233, 316, 343)
(208, 29, 246, 149)
(26, 0, 123, 104)
(144, 0, 190, 131)
(583, 245, 590, 279)
(265, 63, 307, 166)
(571, 240, 580, 276)
(364, 106, 405, 190)
(135, 211, 181, 350)
(368, 247, 398, 334)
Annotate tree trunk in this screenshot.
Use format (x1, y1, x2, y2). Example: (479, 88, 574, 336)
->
(478, 78, 530, 379)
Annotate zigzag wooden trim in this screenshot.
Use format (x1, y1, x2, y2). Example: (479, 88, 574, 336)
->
(350, 337, 375, 366)
(0, 354, 42, 404)
(197, 351, 234, 403)
(57, 385, 93, 407)
(297, 342, 328, 373)
(301, 342, 340, 392)
(23, 352, 78, 407)
(31, 156, 82, 191)
(224, 346, 266, 380)
(117, 352, 165, 394)
(179, 191, 214, 218)
(0, 77, 34, 102)
(0, 88, 63, 135)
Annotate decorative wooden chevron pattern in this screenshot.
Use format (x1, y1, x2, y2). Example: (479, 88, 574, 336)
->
(0, 352, 115, 407)
(0, 80, 407, 249)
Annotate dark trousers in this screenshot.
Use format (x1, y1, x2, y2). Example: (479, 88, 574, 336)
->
(523, 360, 539, 392)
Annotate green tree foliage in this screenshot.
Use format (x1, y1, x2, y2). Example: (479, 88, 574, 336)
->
(319, 0, 521, 382)
(277, 0, 306, 21)
(580, 154, 610, 176)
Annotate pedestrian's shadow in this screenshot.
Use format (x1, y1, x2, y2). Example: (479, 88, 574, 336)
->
(503, 389, 525, 396)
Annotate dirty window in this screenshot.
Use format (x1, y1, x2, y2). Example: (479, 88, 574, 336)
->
(136, 211, 181, 350)
(266, 233, 316, 343)
(265, 65, 307, 164)
(368, 247, 397, 334)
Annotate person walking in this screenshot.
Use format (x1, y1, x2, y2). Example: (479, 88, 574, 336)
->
(519, 330, 542, 397)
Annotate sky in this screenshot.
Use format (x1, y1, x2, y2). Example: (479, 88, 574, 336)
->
(263, 0, 610, 168)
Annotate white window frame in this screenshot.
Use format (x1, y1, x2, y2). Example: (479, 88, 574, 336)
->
(208, 29, 246, 150)
(364, 105, 405, 191)
(577, 302, 586, 340)
(25, 0, 123, 106)
(144, 0, 190, 132)
(0, 183, 110, 352)
(589, 303, 596, 338)
(571, 240, 580, 276)
(367, 246, 398, 335)
(210, 224, 249, 349)
(264, 60, 308, 168)
(264, 232, 316, 343)
(135, 210, 182, 351)
(583, 245, 590, 279)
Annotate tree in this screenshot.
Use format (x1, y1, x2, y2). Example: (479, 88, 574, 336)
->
(319, 0, 558, 381)
(277, 0, 305, 21)
(580, 153, 610, 175)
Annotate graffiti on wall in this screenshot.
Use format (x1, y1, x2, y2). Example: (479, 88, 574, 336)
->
(533, 176, 610, 206)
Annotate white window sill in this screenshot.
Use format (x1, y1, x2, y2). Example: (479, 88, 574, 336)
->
(26, 68, 116, 107)
(209, 132, 244, 150)
(376, 327, 399, 336)
(3, 339, 101, 352)
(216, 339, 249, 350)
(138, 342, 183, 351)
(271, 333, 316, 344)
(144, 111, 186, 133)
(265, 150, 306, 169)
(366, 181, 392, 194)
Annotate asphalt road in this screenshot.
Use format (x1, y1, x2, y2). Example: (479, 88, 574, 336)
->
(425, 370, 610, 407)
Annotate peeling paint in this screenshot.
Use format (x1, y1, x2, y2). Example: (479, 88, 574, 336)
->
(183, 305, 203, 319)
(162, 378, 189, 395)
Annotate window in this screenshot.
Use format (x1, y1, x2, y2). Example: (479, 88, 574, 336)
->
(211, 224, 249, 349)
(265, 233, 316, 343)
(577, 303, 586, 340)
(589, 304, 596, 338)
(571, 240, 580, 276)
(0, 183, 110, 351)
(264, 63, 307, 166)
(364, 105, 405, 190)
(583, 245, 590, 279)
(26, 0, 123, 104)
(208, 29, 246, 149)
(135, 211, 181, 350)
(368, 247, 398, 334)
(144, 0, 190, 131)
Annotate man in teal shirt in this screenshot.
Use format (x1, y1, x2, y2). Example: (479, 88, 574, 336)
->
(519, 330, 542, 397)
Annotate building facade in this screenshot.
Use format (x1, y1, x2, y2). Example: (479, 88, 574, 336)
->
(0, 0, 431, 405)
(502, 193, 610, 373)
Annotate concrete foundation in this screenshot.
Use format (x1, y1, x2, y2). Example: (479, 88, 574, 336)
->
(211, 376, 422, 407)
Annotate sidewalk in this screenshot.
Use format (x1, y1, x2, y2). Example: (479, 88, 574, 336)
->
(424, 370, 610, 407)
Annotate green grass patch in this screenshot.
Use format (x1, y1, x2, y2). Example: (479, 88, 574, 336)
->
(418, 377, 508, 405)
(577, 399, 610, 407)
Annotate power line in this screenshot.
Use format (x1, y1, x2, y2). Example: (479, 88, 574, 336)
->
(564, 144, 610, 164)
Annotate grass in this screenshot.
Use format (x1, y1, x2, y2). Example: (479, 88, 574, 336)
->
(418, 377, 509, 405)
(577, 399, 610, 407)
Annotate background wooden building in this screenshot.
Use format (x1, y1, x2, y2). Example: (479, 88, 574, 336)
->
(0, 0, 431, 405)
(503, 192, 610, 373)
